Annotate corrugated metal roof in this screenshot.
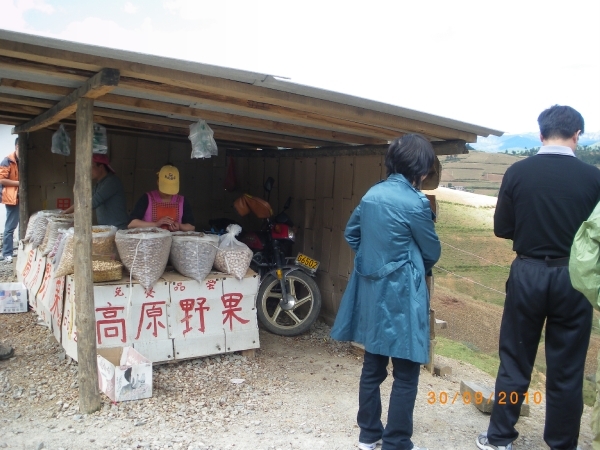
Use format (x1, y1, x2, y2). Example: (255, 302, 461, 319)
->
(0, 29, 503, 150)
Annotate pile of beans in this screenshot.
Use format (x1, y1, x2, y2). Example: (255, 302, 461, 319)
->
(115, 228, 172, 290)
(170, 232, 219, 283)
(214, 247, 253, 280)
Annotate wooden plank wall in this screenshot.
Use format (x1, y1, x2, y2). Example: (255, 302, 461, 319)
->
(25, 129, 386, 321)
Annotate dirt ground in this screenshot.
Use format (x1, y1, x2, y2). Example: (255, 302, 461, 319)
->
(0, 309, 596, 450)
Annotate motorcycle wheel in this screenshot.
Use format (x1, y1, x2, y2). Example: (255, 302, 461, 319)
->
(256, 270, 322, 336)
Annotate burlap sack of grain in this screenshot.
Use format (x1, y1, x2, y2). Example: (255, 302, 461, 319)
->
(92, 226, 119, 261)
(54, 228, 74, 277)
(25, 210, 62, 247)
(115, 227, 172, 290)
(213, 224, 253, 280)
(170, 232, 219, 283)
(40, 216, 74, 256)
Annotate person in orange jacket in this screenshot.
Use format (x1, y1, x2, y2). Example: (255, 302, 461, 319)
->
(0, 138, 19, 263)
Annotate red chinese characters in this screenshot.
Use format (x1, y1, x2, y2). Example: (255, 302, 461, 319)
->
(114, 287, 124, 297)
(22, 251, 34, 279)
(174, 282, 186, 292)
(179, 298, 210, 335)
(221, 293, 249, 331)
(144, 288, 156, 299)
(136, 301, 166, 339)
(49, 278, 64, 320)
(37, 263, 53, 299)
(206, 279, 217, 291)
(96, 302, 127, 344)
(29, 263, 42, 289)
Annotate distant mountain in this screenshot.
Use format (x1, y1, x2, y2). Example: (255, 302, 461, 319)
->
(472, 131, 600, 153)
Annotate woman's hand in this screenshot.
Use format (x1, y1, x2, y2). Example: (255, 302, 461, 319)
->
(155, 216, 174, 228)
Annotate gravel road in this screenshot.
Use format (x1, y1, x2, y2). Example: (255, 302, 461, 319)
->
(0, 259, 595, 450)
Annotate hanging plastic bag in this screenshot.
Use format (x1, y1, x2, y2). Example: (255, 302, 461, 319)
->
(189, 120, 218, 159)
(51, 124, 71, 156)
(213, 224, 253, 280)
(92, 123, 108, 154)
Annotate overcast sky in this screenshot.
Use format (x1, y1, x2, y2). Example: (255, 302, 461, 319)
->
(0, 0, 599, 151)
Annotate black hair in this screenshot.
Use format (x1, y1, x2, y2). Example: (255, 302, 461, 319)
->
(385, 134, 435, 189)
(14, 137, 18, 146)
(538, 105, 584, 140)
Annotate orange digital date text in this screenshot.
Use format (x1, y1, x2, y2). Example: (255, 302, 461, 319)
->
(426, 391, 543, 405)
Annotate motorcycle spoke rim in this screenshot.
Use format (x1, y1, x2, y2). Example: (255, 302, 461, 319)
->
(287, 278, 297, 297)
(293, 294, 312, 309)
(263, 275, 314, 329)
(269, 305, 283, 323)
(284, 310, 302, 325)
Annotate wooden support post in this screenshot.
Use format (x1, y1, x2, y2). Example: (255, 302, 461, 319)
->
(17, 133, 27, 240)
(74, 97, 101, 414)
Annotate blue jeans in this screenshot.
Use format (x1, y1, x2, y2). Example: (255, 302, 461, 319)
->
(358, 351, 421, 450)
(3, 204, 19, 258)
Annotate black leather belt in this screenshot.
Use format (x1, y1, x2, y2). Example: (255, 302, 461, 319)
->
(518, 255, 569, 267)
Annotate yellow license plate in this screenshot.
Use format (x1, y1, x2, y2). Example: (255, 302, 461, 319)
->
(295, 253, 320, 272)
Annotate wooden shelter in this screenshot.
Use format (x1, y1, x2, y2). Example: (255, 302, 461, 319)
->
(0, 30, 502, 412)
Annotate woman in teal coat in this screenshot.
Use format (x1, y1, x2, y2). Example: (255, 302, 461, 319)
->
(331, 134, 441, 450)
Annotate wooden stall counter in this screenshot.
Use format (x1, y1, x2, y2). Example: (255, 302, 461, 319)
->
(17, 242, 261, 364)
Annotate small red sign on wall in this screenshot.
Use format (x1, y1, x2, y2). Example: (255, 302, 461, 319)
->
(57, 198, 71, 209)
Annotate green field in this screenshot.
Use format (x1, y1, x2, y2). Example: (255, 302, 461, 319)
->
(434, 201, 513, 305)
(433, 199, 599, 405)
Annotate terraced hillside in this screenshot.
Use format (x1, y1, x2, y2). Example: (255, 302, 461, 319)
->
(440, 151, 523, 196)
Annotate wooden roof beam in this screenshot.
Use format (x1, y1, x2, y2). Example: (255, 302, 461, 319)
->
(227, 140, 468, 158)
(11, 68, 120, 133)
(90, 108, 332, 149)
(0, 78, 386, 145)
(0, 53, 478, 142)
(0, 41, 485, 140)
(1, 77, 398, 143)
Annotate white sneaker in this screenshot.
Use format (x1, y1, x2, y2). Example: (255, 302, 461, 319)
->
(1, 256, 11, 263)
(358, 440, 382, 450)
(476, 432, 513, 450)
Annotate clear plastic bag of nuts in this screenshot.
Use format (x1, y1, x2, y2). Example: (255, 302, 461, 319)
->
(213, 224, 253, 280)
(170, 232, 219, 283)
(115, 227, 172, 290)
(92, 225, 119, 261)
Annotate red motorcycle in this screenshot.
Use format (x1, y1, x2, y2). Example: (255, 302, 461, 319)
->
(235, 178, 322, 336)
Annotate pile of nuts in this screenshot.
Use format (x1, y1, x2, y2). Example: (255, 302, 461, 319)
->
(54, 232, 74, 277)
(40, 217, 74, 256)
(214, 248, 253, 280)
(91, 226, 118, 261)
(170, 233, 218, 283)
(115, 227, 172, 290)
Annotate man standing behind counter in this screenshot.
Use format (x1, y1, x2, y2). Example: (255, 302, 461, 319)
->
(63, 154, 130, 229)
(128, 164, 195, 232)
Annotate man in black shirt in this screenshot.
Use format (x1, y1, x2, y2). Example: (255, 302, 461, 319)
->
(477, 105, 600, 450)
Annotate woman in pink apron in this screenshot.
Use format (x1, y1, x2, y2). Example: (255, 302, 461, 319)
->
(128, 165, 195, 232)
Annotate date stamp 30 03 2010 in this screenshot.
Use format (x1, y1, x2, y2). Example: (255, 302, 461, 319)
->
(427, 390, 543, 406)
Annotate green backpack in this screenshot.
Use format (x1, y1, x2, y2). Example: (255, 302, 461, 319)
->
(570, 202, 600, 310)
